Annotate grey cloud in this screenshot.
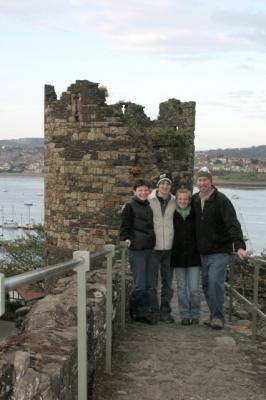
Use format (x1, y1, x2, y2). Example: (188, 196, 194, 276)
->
(166, 54, 214, 63)
(212, 8, 266, 30)
(2, 0, 266, 58)
(211, 8, 266, 50)
(0, 0, 69, 29)
(245, 110, 266, 119)
(238, 64, 255, 71)
(207, 101, 242, 111)
(237, 62, 266, 74)
(227, 90, 255, 98)
(79, 3, 266, 57)
(207, 90, 266, 115)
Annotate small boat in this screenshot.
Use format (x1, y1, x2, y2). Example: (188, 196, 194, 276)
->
(261, 248, 266, 258)
(21, 223, 34, 230)
(231, 194, 240, 200)
(2, 220, 19, 229)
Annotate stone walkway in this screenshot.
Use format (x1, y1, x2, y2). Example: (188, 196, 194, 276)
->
(94, 296, 266, 400)
(0, 320, 16, 338)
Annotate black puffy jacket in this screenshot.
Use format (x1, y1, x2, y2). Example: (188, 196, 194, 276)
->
(171, 210, 201, 268)
(192, 187, 246, 255)
(120, 197, 156, 250)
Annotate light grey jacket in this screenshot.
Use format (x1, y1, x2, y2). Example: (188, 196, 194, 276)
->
(148, 189, 176, 250)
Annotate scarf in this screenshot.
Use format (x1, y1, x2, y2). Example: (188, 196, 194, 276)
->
(176, 206, 191, 220)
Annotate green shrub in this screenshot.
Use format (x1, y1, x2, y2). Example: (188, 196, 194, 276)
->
(0, 224, 45, 273)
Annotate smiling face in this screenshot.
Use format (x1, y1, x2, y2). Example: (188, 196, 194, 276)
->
(176, 192, 191, 209)
(158, 180, 172, 198)
(197, 177, 212, 195)
(133, 185, 150, 201)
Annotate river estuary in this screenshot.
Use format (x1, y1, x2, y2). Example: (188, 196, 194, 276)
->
(0, 175, 265, 255)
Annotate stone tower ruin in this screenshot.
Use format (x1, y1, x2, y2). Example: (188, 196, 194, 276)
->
(44, 80, 195, 262)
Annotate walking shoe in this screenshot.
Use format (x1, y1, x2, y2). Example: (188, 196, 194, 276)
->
(160, 313, 175, 323)
(181, 318, 191, 326)
(144, 314, 158, 325)
(203, 319, 212, 327)
(210, 319, 224, 330)
(190, 318, 199, 325)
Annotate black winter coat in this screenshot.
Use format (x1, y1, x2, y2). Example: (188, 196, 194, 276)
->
(171, 210, 201, 268)
(120, 197, 156, 250)
(192, 187, 246, 255)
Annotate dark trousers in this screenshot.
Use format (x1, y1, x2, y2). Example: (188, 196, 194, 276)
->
(128, 249, 159, 319)
(153, 250, 173, 314)
(128, 249, 155, 291)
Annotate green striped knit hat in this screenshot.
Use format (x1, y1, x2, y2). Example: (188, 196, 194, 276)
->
(197, 166, 212, 180)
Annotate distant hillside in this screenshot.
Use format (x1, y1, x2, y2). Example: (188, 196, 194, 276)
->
(196, 145, 266, 159)
(0, 138, 44, 150)
(0, 138, 44, 173)
(1, 139, 266, 159)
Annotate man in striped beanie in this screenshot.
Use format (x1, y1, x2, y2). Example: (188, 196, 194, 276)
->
(192, 166, 247, 330)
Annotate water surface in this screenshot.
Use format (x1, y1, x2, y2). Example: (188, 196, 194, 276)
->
(0, 175, 265, 255)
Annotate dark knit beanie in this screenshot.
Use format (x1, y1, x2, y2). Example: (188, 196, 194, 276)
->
(157, 173, 172, 186)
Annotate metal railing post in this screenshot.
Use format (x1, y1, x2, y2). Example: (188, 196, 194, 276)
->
(104, 244, 115, 374)
(252, 262, 260, 344)
(0, 273, 5, 317)
(228, 265, 233, 322)
(120, 242, 127, 330)
(73, 251, 91, 400)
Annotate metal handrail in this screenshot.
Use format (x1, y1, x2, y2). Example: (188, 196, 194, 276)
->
(225, 283, 266, 320)
(90, 244, 124, 262)
(0, 243, 128, 399)
(226, 254, 266, 344)
(4, 259, 81, 291)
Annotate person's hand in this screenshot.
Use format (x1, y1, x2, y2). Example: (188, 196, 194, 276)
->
(237, 248, 248, 260)
(125, 239, 131, 248)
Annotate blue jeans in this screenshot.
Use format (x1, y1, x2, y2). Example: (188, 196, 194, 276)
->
(152, 250, 173, 312)
(128, 249, 155, 291)
(200, 253, 230, 320)
(175, 267, 200, 319)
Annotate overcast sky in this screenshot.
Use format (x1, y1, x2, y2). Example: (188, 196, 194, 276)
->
(0, 0, 265, 150)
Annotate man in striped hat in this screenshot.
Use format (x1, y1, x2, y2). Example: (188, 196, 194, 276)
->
(192, 166, 247, 329)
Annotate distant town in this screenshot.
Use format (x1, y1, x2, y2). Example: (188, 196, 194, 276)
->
(0, 138, 43, 174)
(195, 147, 266, 175)
(0, 138, 266, 178)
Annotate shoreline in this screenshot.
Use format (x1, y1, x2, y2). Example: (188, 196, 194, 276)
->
(0, 173, 43, 178)
(212, 179, 266, 188)
(0, 173, 265, 189)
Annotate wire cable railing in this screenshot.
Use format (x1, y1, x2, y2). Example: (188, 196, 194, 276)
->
(226, 255, 266, 344)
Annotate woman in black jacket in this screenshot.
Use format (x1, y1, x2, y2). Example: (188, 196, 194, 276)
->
(172, 189, 201, 325)
(120, 179, 158, 324)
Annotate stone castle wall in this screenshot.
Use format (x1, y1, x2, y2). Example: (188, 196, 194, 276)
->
(45, 80, 195, 262)
(149, 98, 195, 193)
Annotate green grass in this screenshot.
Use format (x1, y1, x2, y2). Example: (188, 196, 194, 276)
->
(213, 173, 266, 186)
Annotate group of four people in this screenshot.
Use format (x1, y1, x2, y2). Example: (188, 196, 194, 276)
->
(120, 167, 247, 330)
